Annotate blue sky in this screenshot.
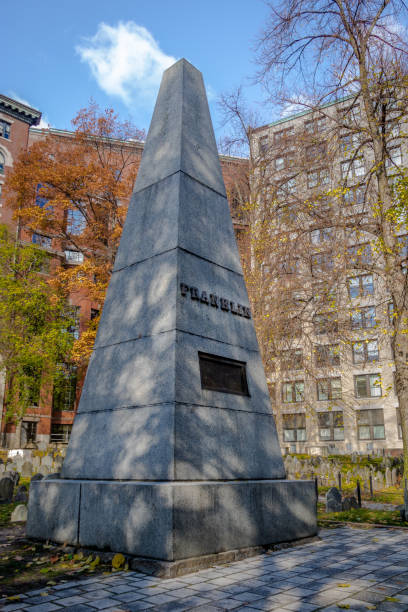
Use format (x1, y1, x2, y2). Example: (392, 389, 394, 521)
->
(2, 0, 271, 139)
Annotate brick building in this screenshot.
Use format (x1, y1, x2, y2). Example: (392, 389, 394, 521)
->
(0, 94, 249, 449)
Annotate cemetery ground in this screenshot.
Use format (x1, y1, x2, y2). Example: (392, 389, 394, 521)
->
(2, 453, 408, 608)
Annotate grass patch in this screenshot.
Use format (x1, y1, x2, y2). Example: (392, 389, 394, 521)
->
(318, 503, 408, 527)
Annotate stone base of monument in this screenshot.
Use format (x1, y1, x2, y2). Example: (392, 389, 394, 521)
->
(27, 478, 317, 575)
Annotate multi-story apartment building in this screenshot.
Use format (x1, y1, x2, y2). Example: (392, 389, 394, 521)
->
(0, 93, 249, 449)
(250, 96, 405, 456)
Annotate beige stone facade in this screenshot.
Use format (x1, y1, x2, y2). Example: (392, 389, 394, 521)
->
(251, 97, 404, 456)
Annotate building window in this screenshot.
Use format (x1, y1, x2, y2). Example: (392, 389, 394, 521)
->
(277, 176, 297, 197)
(66, 208, 86, 235)
(21, 365, 41, 407)
(259, 135, 268, 155)
(0, 151, 5, 174)
(315, 344, 340, 367)
(281, 349, 303, 371)
(21, 421, 37, 446)
(386, 146, 402, 168)
(0, 120, 10, 139)
(66, 305, 80, 339)
(32, 233, 52, 249)
(348, 274, 374, 298)
(354, 373, 382, 398)
(357, 409, 385, 440)
(278, 256, 299, 274)
(64, 250, 84, 264)
(339, 132, 361, 154)
(52, 364, 77, 412)
(313, 312, 338, 335)
(317, 377, 342, 401)
(350, 306, 376, 329)
(305, 143, 326, 161)
(310, 227, 333, 245)
(282, 413, 306, 442)
(305, 117, 326, 134)
(307, 168, 330, 189)
(318, 410, 344, 440)
(311, 252, 334, 274)
(347, 243, 372, 266)
(273, 127, 294, 144)
(90, 308, 100, 320)
(352, 339, 379, 364)
(282, 381, 305, 403)
(341, 157, 365, 181)
(50, 424, 72, 444)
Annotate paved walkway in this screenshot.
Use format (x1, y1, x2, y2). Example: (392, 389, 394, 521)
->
(4, 526, 408, 612)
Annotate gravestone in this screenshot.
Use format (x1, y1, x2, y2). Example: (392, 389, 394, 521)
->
(326, 487, 342, 512)
(0, 477, 14, 503)
(21, 461, 33, 478)
(11, 504, 27, 522)
(342, 496, 358, 511)
(27, 59, 317, 568)
(15, 485, 28, 503)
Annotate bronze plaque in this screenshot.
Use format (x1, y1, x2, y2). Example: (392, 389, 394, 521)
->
(198, 352, 250, 396)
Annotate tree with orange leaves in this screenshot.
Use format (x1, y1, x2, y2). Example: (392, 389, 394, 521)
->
(5, 102, 145, 365)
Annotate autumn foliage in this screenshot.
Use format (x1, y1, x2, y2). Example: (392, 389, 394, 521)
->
(5, 102, 145, 364)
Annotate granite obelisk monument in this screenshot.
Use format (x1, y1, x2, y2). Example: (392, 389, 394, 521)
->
(27, 59, 317, 568)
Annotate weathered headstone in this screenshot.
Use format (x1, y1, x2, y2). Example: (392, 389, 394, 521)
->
(326, 487, 342, 512)
(14, 485, 28, 503)
(11, 504, 27, 522)
(27, 59, 317, 566)
(21, 461, 33, 478)
(41, 455, 53, 469)
(0, 477, 14, 503)
(385, 467, 392, 487)
(342, 496, 358, 511)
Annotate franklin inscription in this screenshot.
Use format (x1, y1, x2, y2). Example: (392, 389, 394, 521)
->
(180, 283, 251, 318)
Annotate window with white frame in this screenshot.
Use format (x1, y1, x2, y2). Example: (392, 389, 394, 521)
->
(311, 252, 334, 274)
(310, 227, 333, 245)
(282, 413, 306, 441)
(318, 410, 344, 440)
(354, 373, 382, 398)
(347, 243, 372, 267)
(307, 168, 330, 189)
(317, 377, 342, 401)
(386, 146, 402, 168)
(64, 250, 84, 264)
(313, 312, 338, 335)
(0, 120, 10, 140)
(352, 339, 379, 364)
(350, 306, 376, 329)
(282, 381, 305, 403)
(357, 409, 385, 440)
(67, 208, 86, 235)
(341, 157, 365, 181)
(281, 349, 303, 371)
(315, 344, 340, 367)
(32, 233, 52, 248)
(348, 274, 374, 298)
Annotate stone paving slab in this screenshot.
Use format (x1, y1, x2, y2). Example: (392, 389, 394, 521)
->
(4, 527, 408, 611)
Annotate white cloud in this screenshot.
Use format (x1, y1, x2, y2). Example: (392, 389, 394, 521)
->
(281, 95, 314, 118)
(76, 22, 177, 107)
(7, 91, 51, 129)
